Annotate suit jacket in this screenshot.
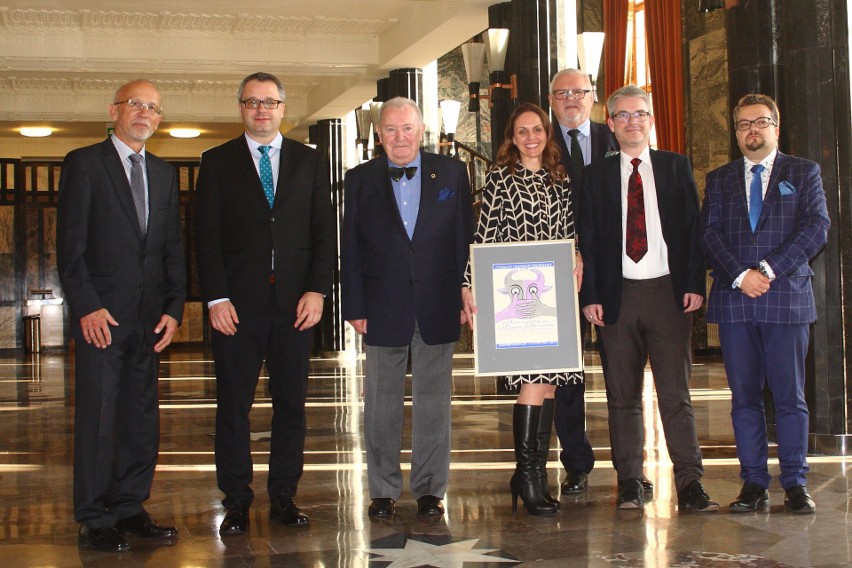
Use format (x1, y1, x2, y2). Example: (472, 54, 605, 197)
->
(194, 135, 335, 313)
(699, 152, 830, 324)
(578, 149, 705, 325)
(555, 120, 618, 219)
(57, 138, 186, 344)
(340, 151, 473, 347)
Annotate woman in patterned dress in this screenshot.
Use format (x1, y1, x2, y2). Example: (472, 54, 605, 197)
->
(461, 103, 582, 515)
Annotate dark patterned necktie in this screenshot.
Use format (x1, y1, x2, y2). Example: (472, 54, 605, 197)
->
(567, 129, 585, 188)
(128, 153, 147, 235)
(626, 157, 647, 263)
(749, 163, 765, 232)
(389, 166, 417, 182)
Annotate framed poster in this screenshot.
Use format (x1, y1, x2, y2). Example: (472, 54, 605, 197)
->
(470, 239, 582, 376)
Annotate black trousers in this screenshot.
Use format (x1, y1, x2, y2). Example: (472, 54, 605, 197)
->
(213, 285, 313, 509)
(74, 325, 159, 528)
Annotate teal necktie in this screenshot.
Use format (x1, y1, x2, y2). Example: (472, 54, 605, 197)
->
(749, 164, 764, 232)
(259, 145, 275, 208)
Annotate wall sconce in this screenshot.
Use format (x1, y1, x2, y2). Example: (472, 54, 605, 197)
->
(698, 0, 726, 11)
(439, 100, 461, 156)
(484, 28, 517, 105)
(577, 32, 605, 101)
(461, 42, 485, 112)
(369, 101, 383, 155)
(20, 127, 53, 138)
(354, 108, 372, 161)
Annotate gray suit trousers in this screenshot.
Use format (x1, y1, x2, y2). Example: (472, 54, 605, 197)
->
(364, 324, 454, 501)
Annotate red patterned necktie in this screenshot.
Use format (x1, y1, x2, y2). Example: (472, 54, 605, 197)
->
(626, 157, 647, 263)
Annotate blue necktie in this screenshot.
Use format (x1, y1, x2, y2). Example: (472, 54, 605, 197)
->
(259, 145, 275, 208)
(749, 163, 765, 232)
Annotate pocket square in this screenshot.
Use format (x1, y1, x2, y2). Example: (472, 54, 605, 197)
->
(779, 180, 797, 195)
(437, 187, 456, 201)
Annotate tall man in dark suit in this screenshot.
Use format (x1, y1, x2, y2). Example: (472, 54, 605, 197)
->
(57, 80, 186, 552)
(341, 97, 473, 519)
(195, 72, 335, 535)
(548, 68, 619, 496)
(700, 94, 829, 514)
(578, 85, 718, 512)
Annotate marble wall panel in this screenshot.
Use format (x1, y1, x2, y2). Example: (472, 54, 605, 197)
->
(0, 206, 13, 254)
(0, 306, 17, 349)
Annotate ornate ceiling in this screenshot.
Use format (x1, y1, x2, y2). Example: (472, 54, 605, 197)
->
(0, 0, 491, 142)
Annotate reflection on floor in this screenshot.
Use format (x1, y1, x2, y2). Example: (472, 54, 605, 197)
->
(0, 347, 850, 567)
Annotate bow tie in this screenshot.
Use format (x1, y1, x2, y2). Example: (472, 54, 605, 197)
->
(389, 166, 417, 182)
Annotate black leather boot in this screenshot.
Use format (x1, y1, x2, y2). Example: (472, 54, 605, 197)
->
(535, 399, 559, 508)
(510, 404, 559, 515)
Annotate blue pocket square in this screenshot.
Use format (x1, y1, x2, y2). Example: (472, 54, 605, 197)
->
(779, 181, 797, 195)
(437, 187, 456, 201)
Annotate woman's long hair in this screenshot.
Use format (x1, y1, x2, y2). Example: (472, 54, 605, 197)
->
(494, 103, 566, 181)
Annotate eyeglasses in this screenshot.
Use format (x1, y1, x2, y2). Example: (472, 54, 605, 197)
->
(114, 99, 162, 116)
(240, 98, 283, 109)
(612, 111, 651, 123)
(735, 117, 776, 131)
(551, 89, 593, 100)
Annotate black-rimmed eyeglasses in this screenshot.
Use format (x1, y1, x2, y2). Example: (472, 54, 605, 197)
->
(240, 98, 284, 109)
(734, 117, 776, 131)
(551, 89, 593, 101)
(114, 99, 163, 116)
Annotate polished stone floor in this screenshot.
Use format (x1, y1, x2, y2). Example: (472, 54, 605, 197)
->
(1, 347, 850, 567)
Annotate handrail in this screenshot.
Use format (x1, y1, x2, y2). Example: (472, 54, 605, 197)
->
(450, 140, 492, 210)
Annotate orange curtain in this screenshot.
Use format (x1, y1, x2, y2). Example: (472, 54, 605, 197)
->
(645, 1, 685, 153)
(603, 0, 629, 102)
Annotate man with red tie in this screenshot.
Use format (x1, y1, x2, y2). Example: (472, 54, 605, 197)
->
(700, 94, 829, 514)
(577, 85, 717, 512)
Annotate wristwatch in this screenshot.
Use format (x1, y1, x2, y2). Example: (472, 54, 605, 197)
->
(757, 263, 771, 279)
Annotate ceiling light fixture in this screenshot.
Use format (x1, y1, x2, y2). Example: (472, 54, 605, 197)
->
(20, 127, 53, 138)
(170, 128, 201, 139)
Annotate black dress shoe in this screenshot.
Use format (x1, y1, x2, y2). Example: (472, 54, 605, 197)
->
(729, 482, 770, 512)
(616, 479, 644, 509)
(78, 524, 130, 552)
(219, 505, 250, 536)
(368, 498, 396, 519)
(784, 485, 816, 514)
(641, 477, 654, 495)
(270, 496, 310, 527)
(116, 510, 178, 538)
(677, 479, 720, 513)
(560, 471, 588, 495)
(417, 495, 445, 517)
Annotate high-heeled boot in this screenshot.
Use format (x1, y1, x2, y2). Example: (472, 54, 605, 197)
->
(535, 399, 559, 508)
(510, 404, 559, 515)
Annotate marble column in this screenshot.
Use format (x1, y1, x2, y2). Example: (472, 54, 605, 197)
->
(725, 0, 852, 454)
(308, 119, 345, 353)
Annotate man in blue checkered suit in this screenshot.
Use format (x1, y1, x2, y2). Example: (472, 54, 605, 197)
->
(699, 94, 830, 515)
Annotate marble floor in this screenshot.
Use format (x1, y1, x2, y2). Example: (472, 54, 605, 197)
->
(1, 347, 850, 567)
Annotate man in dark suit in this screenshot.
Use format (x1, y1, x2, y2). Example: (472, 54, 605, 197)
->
(195, 72, 335, 535)
(700, 94, 829, 515)
(341, 97, 473, 519)
(57, 80, 186, 552)
(548, 68, 619, 496)
(578, 85, 717, 513)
